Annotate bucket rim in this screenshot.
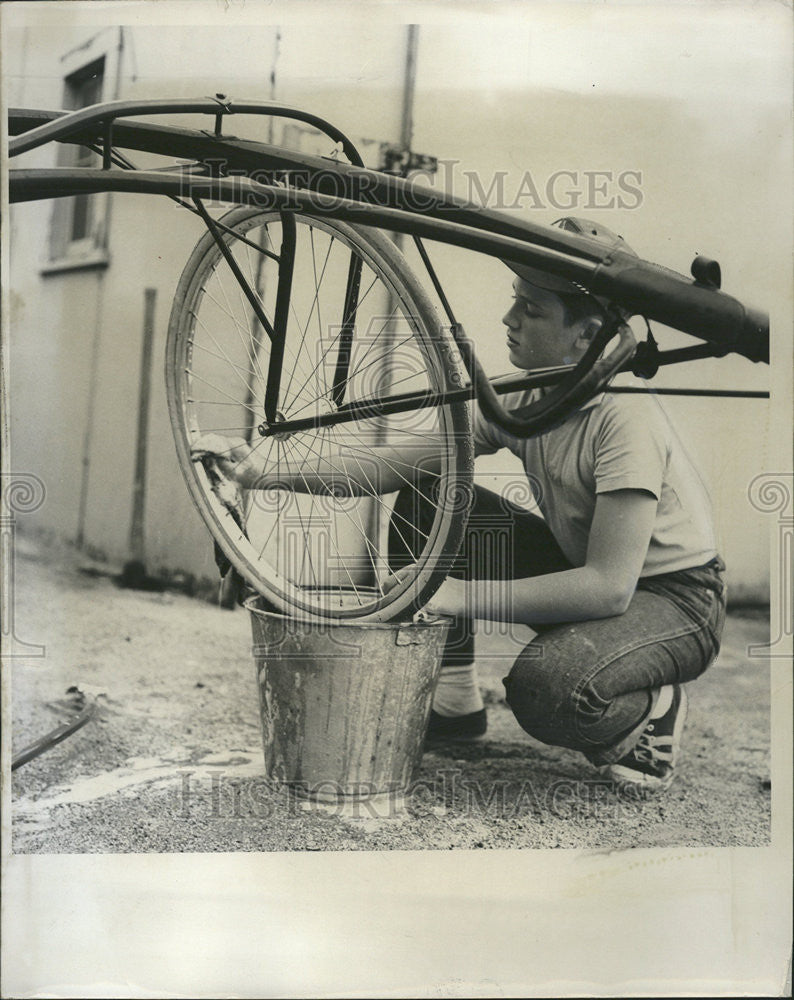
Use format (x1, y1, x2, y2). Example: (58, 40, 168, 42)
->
(243, 594, 453, 630)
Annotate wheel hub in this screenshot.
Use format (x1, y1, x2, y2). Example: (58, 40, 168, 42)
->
(258, 410, 293, 441)
(258, 400, 337, 441)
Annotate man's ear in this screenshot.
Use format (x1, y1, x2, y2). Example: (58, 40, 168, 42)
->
(573, 319, 602, 351)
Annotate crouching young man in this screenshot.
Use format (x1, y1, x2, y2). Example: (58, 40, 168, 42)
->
(194, 217, 727, 795)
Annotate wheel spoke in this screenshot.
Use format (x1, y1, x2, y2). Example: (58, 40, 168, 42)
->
(192, 336, 263, 388)
(278, 433, 385, 593)
(281, 271, 382, 414)
(280, 433, 370, 604)
(206, 270, 265, 387)
(186, 368, 265, 419)
(279, 326, 418, 425)
(199, 275, 316, 414)
(241, 228, 318, 398)
(280, 228, 335, 412)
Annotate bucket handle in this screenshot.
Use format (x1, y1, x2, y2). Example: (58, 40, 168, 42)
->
(395, 612, 451, 645)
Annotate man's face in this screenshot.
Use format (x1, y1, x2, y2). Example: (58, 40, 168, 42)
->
(501, 277, 596, 371)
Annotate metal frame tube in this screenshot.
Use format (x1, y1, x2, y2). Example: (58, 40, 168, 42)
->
(265, 212, 297, 424)
(9, 98, 365, 165)
(8, 165, 767, 361)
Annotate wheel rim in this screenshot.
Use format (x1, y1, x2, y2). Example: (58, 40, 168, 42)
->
(167, 208, 471, 621)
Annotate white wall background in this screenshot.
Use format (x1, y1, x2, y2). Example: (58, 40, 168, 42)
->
(4, 3, 790, 600)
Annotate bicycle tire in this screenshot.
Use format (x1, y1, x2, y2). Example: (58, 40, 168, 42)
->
(166, 206, 473, 622)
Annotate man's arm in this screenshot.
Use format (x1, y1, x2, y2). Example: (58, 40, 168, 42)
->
(191, 433, 444, 496)
(426, 488, 658, 625)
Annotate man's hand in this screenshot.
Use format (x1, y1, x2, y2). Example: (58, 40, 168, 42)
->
(382, 565, 467, 618)
(381, 565, 416, 597)
(191, 434, 270, 489)
(421, 577, 466, 618)
(192, 432, 362, 495)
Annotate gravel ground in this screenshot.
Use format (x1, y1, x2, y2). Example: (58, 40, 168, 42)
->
(10, 535, 771, 852)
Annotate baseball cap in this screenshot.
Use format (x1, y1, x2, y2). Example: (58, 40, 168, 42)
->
(505, 216, 637, 313)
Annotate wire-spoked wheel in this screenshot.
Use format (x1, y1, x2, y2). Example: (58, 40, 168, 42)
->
(166, 206, 473, 621)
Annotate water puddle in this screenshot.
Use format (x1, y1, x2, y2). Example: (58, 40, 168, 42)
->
(14, 747, 264, 824)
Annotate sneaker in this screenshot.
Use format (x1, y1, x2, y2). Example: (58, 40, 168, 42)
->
(608, 685, 688, 793)
(425, 707, 487, 743)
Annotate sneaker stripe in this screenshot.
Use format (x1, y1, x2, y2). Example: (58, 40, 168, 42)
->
(607, 685, 688, 793)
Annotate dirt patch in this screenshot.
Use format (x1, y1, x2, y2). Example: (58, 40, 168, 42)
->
(10, 537, 771, 852)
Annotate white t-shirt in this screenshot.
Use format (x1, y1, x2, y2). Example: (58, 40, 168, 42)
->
(473, 388, 718, 576)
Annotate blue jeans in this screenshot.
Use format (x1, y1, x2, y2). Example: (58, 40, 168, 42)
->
(390, 482, 727, 764)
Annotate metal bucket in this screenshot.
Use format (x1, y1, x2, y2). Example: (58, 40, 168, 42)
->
(246, 596, 451, 814)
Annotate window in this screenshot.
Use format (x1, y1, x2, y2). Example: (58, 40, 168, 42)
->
(65, 60, 104, 242)
(45, 54, 111, 272)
